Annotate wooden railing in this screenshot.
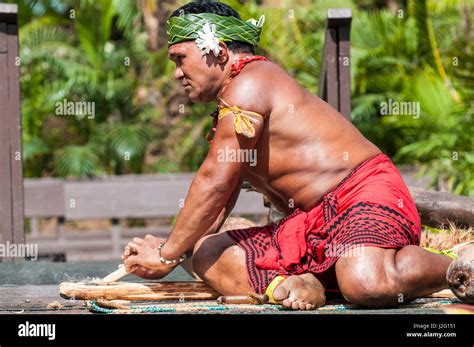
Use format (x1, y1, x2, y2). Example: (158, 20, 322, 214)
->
(24, 174, 268, 261)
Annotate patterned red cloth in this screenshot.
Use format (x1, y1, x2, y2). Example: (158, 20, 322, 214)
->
(227, 153, 421, 294)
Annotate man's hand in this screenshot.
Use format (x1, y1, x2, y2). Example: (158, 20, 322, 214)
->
(122, 235, 176, 280)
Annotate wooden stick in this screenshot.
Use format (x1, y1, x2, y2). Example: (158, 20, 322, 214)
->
(102, 265, 128, 283)
(426, 289, 456, 299)
(59, 281, 221, 301)
(217, 296, 250, 304)
(217, 293, 268, 305)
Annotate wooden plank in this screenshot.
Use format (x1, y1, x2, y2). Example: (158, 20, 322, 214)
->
(64, 180, 191, 219)
(7, 22, 24, 244)
(62, 178, 267, 219)
(87, 172, 196, 182)
(59, 281, 221, 301)
(0, 22, 13, 250)
(32, 238, 149, 253)
(0, 285, 89, 313)
(24, 180, 65, 217)
(27, 226, 171, 242)
(338, 25, 352, 120)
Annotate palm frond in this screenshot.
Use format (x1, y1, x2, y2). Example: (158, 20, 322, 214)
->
(54, 144, 104, 178)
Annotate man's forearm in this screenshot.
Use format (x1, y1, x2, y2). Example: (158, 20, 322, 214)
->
(161, 172, 240, 259)
(201, 177, 243, 238)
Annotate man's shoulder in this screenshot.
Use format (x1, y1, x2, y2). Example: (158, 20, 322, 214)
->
(220, 61, 277, 118)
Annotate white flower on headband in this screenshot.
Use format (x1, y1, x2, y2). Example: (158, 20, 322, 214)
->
(195, 22, 222, 57)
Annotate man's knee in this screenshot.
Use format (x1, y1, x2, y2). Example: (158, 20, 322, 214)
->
(336, 255, 403, 308)
(340, 274, 402, 308)
(192, 232, 232, 280)
(192, 217, 253, 279)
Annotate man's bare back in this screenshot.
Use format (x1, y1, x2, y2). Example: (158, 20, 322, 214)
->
(223, 61, 381, 214)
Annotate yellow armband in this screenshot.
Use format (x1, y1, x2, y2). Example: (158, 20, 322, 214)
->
(218, 99, 264, 138)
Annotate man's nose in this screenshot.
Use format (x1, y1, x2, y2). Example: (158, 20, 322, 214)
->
(175, 67, 184, 80)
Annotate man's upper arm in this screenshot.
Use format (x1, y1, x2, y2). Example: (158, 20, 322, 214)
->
(199, 77, 270, 183)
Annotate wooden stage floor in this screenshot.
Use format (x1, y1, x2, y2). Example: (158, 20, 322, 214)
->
(0, 284, 462, 315)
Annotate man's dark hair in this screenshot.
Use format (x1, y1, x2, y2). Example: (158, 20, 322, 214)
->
(169, 0, 255, 54)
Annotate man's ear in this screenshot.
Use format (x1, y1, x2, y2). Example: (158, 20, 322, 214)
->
(216, 42, 230, 64)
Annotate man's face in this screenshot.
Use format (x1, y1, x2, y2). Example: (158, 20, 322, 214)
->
(168, 41, 225, 103)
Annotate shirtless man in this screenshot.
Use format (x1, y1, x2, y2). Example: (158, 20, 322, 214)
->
(122, 1, 458, 310)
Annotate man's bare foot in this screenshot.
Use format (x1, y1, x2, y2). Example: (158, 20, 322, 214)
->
(271, 273, 326, 310)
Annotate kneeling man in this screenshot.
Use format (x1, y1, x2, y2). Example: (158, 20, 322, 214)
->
(122, 0, 464, 310)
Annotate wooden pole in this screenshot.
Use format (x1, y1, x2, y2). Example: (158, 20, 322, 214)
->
(0, 3, 24, 262)
(59, 281, 221, 301)
(318, 8, 352, 121)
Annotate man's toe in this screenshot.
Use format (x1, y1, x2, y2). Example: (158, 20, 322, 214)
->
(272, 282, 290, 302)
(282, 298, 292, 307)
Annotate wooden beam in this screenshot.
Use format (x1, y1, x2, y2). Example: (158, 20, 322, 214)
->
(319, 8, 353, 116)
(0, 22, 13, 257)
(319, 28, 338, 109)
(338, 25, 352, 120)
(7, 22, 24, 245)
(409, 186, 474, 228)
(0, 5, 23, 261)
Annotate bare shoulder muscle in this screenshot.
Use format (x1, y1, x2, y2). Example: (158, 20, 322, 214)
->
(220, 62, 274, 118)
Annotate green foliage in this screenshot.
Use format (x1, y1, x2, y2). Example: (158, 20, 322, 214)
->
(19, 0, 158, 178)
(393, 72, 473, 195)
(351, 2, 473, 195)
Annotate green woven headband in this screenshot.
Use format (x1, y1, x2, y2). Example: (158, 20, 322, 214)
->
(167, 13, 265, 48)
